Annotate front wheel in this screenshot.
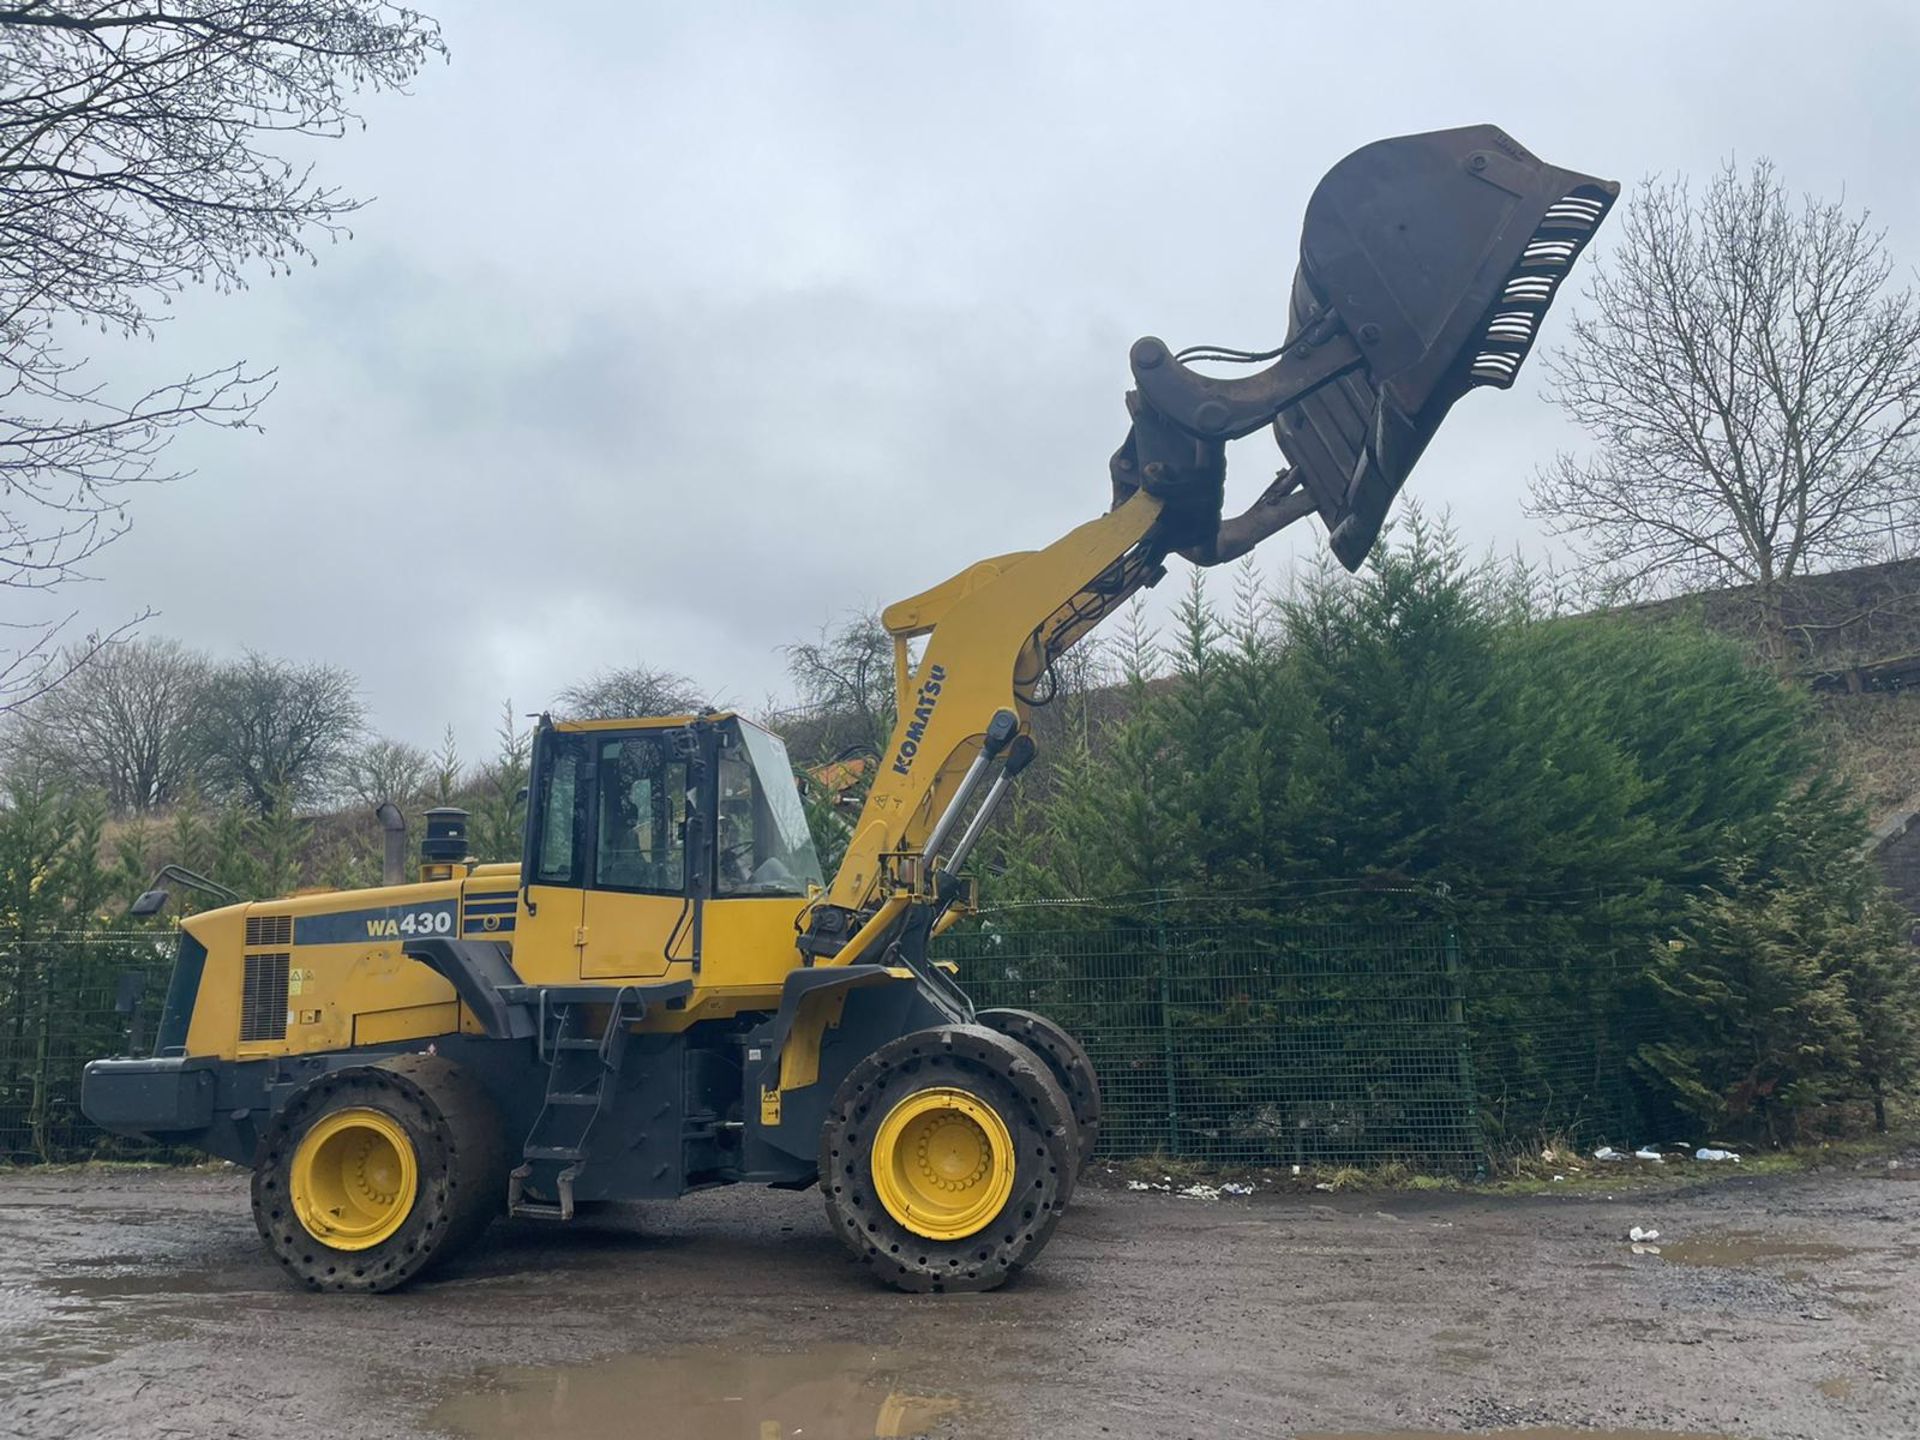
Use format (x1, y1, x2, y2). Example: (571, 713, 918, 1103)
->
(820, 1024, 1077, 1294)
(251, 1053, 507, 1293)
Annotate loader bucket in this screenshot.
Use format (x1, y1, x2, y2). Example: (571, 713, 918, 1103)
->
(1274, 125, 1617, 570)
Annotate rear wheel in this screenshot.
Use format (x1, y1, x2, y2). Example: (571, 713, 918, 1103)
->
(820, 1024, 1077, 1294)
(976, 1008, 1101, 1175)
(251, 1053, 507, 1293)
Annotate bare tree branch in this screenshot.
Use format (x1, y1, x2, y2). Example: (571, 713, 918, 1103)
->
(557, 665, 707, 723)
(0, 3, 445, 708)
(1530, 160, 1920, 666)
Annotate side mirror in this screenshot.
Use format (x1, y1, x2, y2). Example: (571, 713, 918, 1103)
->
(129, 888, 171, 918)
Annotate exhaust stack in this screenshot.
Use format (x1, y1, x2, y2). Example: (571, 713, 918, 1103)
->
(420, 806, 470, 883)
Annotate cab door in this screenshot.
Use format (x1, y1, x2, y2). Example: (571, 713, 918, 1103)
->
(577, 730, 698, 980)
(507, 726, 588, 987)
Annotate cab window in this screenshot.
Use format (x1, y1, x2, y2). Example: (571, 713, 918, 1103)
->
(593, 735, 689, 893)
(533, 736, 586, 886)
(715, 722, 826, 896)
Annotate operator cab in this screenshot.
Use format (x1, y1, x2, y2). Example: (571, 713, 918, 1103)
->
(528, 712, 824, 899)
(519, 712, 824, 982)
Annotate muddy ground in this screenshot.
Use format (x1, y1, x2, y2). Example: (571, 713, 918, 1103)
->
(0, 1162, 1915, 1440)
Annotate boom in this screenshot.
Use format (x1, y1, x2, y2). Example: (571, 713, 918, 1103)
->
(811, 123, 1617, 966)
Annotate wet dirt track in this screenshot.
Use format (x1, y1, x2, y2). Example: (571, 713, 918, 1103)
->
(0, 1164, 1915, 1440)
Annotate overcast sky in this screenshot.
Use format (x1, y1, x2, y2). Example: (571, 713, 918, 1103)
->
(58, 0, 1920, 757)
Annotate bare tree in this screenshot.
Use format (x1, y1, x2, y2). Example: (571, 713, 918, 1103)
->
(557, 665, 705, 721)
(0, 4, 445, 709)
(781, 610, 895, 767)
(194, 651, 364, 813)
(1531, 160, 1920, 665)
(6, 634, 206, 811)
(344, 735, 431, 809)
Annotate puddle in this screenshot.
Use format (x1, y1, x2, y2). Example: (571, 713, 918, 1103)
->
(1817, 1376, 1854, 1399)
(428, 1343, 966, 1440)
(40, 1265, 261, 1300)
(1300, 1431, 1734, 1439)
(0, 1262, 270, 1389)
(1656, 1231, 1856, 1269)
(0, 1276, 194, 1389)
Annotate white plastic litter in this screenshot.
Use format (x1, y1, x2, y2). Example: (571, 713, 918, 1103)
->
(1630, 1243, 1662, 1256)
(1551, 1174, 1566, 1182)
(1628, 1225, 1660, 1242)
(1593, 1146, 1627, 1161)
(1634, 1147, 1664, 1162)
(1222, 1182, 1255, 1196)
(1178, 1184, 1222, 1201)
(1126, 1180, 1151, 1191)
(1695, 1147, 1741, 1163)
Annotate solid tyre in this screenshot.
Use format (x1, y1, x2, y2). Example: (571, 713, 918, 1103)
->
(251, 1053, 508, 1293)
(820, 1023, 1078, 1294)
(975, 1007, 1102, 1174)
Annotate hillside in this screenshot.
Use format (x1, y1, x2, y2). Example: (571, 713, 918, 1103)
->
(1626, 555, 1920, 825)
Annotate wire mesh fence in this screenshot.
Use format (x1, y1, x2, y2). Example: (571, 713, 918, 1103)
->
(946, 908, 1647, 1173)
(2, 910, 1651, 1171)
(0, 932, 181, 1164)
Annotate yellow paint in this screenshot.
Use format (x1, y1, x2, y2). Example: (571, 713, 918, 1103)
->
(289, 1107, 418, 1251)
(870, 1087, 1015, 1241)
(353, 1001, 461, 1047)
(555, 712, 721, 733)
(576, 888, 692, 979)
(829, 491, 1163, 914)
(182, 875, 511, 1060)
(775, 987, 850, 1093)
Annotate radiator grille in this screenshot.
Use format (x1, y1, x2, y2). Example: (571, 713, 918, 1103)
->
(240, 952, 290, 1043)
(245, 913, 292, 948)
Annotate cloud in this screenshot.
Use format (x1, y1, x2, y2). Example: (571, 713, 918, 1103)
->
(55, 0, 1920, 755)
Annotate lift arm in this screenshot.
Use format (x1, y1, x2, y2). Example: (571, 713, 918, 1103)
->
(806, 124, 1617, 963)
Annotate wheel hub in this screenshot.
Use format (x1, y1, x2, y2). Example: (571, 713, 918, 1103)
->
(872, 1088, 1015, 1241)
(290, 1107, 419, 1251)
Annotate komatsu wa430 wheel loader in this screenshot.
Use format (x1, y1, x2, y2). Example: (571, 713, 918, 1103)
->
(83, 125, 1614, 1294)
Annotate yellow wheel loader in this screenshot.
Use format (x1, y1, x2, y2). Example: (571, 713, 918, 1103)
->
(83, 126, 1614, 1293)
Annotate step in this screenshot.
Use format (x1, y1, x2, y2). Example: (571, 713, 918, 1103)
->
(522, 1145, 587, 1162)
(554, 1037, 604, 1051)
(545, 1093, 601, 1107)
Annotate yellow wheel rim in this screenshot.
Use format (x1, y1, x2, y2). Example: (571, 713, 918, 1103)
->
(871, 1087, 1016, 1241)
(289, 1107, 419, 1251)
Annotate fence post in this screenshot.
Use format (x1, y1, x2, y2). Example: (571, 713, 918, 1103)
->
(30, 945, 52, 1163)
(1443, 924, 1489, 1179)
(1154, 889, 1180, 1158)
